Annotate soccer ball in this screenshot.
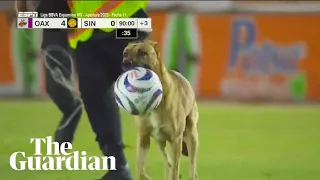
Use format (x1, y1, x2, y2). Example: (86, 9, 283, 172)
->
(114, 67, 163, 115)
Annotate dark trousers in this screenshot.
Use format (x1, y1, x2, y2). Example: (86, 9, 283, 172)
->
(75, 30, 148, 166)
(43, 29, 82, 140)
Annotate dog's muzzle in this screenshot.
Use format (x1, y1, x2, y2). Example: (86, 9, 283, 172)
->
(122, 61, 134, 71)
(122, 61, 151, 71)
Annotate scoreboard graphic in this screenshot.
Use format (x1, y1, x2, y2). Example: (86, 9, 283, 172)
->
(17, 12, 152, 39)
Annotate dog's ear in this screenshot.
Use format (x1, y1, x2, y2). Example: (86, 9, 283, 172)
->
(149, 40, 160, 57)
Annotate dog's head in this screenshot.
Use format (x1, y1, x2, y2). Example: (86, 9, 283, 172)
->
(122, 40, 162, 72)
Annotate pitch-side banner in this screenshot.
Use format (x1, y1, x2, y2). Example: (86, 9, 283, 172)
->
(149, 12, 320, 101)
(1, 12, 320, 101)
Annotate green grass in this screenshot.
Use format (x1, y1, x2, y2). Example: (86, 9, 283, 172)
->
(0, 101, 320, 180)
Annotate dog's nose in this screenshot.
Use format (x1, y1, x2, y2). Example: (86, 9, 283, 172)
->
(122, 61, 133, 71)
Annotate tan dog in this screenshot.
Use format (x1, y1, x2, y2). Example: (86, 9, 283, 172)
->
(122, 40, 199, 180)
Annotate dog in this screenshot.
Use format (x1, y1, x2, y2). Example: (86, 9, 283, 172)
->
(122, 40, 199, 180)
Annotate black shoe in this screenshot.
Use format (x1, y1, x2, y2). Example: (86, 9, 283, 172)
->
(54, 102, 82, 145)
(98, 166, 133, 180)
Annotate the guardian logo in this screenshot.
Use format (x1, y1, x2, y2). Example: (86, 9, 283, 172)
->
(9, 136, 116, 171)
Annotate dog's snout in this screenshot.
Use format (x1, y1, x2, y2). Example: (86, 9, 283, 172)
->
(123, 58, 132, 63)
(122, 60, 134, 71)
(143, 64, 151, 69)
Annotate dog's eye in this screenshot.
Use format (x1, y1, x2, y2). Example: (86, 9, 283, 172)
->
(138, 51, 148, 56)
(123, 52, 128, 57)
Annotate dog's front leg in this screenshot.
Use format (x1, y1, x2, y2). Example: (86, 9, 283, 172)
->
(137, 133, 151, 180)
(170, 135, 183, 180)
(157, 141, 171, 180)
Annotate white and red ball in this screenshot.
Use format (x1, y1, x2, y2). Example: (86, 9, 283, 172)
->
(114, 67, 163, 115)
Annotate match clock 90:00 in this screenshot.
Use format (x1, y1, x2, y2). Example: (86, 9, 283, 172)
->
(118, 20, 135, 27)
(116, 28, 138, 39)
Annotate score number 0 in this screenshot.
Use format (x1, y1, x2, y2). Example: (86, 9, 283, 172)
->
(111, 20, 116, 27)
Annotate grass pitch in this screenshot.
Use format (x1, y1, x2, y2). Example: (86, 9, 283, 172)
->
(0, 100, 320, 180)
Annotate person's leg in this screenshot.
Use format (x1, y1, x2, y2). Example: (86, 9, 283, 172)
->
(75, 30, 149, 180)
(183, 13, 201, 94)
(43, 29, 82, 144)
(75, 37, 132, 180)
(185, 60, 200, 95)
(163, 13, 179, 71)
(75, 31, 151, 179)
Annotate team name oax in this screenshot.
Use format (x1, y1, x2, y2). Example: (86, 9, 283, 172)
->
(34, 20, 50, 26)
(9, 136, 116, 171)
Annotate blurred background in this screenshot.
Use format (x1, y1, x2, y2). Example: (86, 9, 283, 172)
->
(1, 1, 320, 101)
(0, 1, 320, 180)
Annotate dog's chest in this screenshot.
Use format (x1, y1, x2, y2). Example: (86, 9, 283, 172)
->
(147, 112, 172, 141)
